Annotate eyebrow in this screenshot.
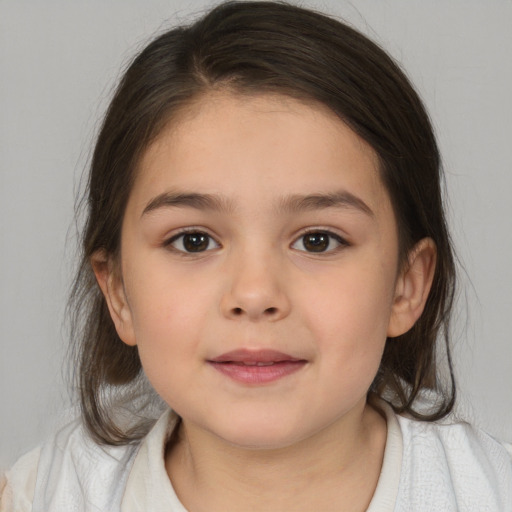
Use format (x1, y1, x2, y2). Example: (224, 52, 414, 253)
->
(277, 191, 374, 217)
(142, 190, 374, 218)
(142, 192, 235, 216)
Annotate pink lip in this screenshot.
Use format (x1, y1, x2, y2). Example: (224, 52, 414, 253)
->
(208, 349, 307, 384)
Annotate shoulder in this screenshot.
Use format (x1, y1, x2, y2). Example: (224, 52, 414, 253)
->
(1, 447, 41, 512)
(36, 418, 141, 511)
(3, 418, 141, 512)
(396, 413, 512, 511)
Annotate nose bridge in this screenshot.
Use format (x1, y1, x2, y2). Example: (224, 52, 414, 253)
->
(221, 240, 290, 321)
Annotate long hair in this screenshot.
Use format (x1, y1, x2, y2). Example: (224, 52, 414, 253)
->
(69, 0, 456, 444)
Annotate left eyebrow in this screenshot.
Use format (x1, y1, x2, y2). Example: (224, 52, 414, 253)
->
(277, 191, 374, 217)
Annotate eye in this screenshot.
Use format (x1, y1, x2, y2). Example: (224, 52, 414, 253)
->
(167, 231, 220, 253)
(291, 231, 347, 253)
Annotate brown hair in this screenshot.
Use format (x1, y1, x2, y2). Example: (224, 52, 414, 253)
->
(70, 0, 456, 444)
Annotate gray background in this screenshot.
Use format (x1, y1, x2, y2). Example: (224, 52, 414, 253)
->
(1, 0, 511, 469)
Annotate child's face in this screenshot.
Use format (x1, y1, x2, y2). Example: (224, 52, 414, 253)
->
(107, 93, 408, 449)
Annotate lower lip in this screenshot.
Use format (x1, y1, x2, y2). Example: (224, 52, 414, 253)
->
(208, 361, 306, 384)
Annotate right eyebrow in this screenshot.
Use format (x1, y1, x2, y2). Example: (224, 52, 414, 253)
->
(141, 192, 234, 217)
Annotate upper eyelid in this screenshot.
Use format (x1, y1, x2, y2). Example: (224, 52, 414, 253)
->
(165, 227, 219, 242)
(292, 227, 349, 242)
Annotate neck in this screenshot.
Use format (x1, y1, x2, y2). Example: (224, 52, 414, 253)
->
(165, 399, 387, 512)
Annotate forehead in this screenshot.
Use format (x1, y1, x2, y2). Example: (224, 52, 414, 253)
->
(131, 92, 389, 215)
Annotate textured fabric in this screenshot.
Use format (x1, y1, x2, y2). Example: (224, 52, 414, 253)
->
(395, 414, 512, 511)
(121, 412, 187, 512)
(32, 419, 138, 512)
(2, 402, 511, 511)
(366, 401, 402, 511)
(0, 448, 40, 512)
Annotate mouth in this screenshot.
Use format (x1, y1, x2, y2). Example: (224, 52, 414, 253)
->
(207, 349, 307, 384)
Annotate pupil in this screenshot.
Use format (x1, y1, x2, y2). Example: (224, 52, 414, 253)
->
(184, 233, 208, 252)
(304, 233, 328, 252)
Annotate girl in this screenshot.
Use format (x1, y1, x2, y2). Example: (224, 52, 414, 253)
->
(2, 1, 511, 510)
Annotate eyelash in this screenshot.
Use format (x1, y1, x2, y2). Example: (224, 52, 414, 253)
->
(164, 228, 349, 255)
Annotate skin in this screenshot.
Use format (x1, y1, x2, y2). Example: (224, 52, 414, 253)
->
(93, 92, 436, 511)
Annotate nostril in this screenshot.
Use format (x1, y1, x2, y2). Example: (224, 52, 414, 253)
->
(228, 306, 280, 318)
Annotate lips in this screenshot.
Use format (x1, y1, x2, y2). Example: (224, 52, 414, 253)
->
(207, 349, 307, 384)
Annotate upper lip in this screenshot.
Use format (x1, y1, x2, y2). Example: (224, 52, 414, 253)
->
(209, 349, 304, 363)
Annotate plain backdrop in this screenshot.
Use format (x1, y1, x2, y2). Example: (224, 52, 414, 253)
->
(1, 0, 511, 469)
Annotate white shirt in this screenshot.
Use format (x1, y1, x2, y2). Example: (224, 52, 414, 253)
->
(2, 400, 511, 511)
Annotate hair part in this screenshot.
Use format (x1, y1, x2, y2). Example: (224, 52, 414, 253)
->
(69, 0, 457, 445)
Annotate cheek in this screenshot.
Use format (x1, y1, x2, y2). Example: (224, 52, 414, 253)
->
(126, 250, 214, 332)
(130, 291, 208, 408)
(123, 260, 216, 384)
(297, 261, 395, 371)
(303, 263, 394, 323)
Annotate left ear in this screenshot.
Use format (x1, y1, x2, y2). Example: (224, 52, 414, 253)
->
(387, 238, 437, 338)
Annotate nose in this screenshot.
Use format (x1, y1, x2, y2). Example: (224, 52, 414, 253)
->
(220, 251, 291, 322)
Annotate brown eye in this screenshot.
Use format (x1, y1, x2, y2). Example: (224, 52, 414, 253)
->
(292, 231, 346, 253)
(303, 233, 329, 252)
(169, 231, 219, 253)
(183, 233, 209, 252)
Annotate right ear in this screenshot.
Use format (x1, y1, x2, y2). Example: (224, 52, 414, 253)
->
(90, 250, 137, 346)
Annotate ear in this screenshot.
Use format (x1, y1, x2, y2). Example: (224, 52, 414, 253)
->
(91, 250, 137, 346)
(387, 238, 436, 338)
